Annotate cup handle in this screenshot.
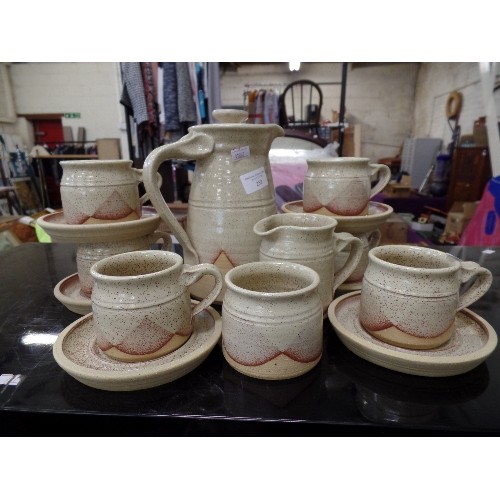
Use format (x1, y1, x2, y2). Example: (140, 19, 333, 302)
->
(180, 263, 223, 317)
(456, 261, 493, 311)
(331, 232, 363, 293)
(143, 131, 215, 264)
(146, 231, 173, 252)
(367, 228, 382, 250)
(368, 163, 392, 198)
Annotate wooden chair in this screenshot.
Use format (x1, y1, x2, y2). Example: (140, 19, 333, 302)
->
(278, 79, 324, 137)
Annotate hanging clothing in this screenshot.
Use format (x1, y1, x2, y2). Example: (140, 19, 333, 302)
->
(188, 62, 201, 124)
(141, 62, 159, 136)
(120, 62, 148, 125)
(254, 89, 265, 124)
(247, 90, 257, 123)
(272, 90, 280, 124)
(162, 62, 180, 131)
(176, 62, 197, 124)
(157, 64, 165, 126)
(207, 62, 222, 122)
(263, 89, 275, 124)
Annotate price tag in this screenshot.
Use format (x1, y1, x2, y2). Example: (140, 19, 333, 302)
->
(231, 146, 250, 161)
(240, 167, 268, 194)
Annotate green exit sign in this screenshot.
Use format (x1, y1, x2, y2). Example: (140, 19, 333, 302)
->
(63, 112, 81, 118)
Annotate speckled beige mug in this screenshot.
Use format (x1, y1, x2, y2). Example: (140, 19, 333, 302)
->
(359, 245, 493, 350)
(60, 159, 151, 225)
(303, 157, 391, 216)
(76, 230, 172, 297)
(222, 261, 324, 380)
(90, 250, 222, 362)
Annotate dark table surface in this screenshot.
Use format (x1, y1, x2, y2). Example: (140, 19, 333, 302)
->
(1, 242, 499, 436)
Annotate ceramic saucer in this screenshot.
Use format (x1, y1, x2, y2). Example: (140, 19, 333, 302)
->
(53, 302, 222, 391)
(54, 273, 92, 315)
(37, 209, 161, 243)
(281, 200, 394, 233)
(327, 291, 498, 377)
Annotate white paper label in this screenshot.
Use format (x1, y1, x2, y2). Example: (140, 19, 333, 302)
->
(231, 146, 250, 161)
(240, 167, 269, 194)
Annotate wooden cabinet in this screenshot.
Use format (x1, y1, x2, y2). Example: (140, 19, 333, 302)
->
(446, 147, 492, 210)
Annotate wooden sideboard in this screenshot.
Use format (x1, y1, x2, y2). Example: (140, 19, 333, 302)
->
(446, 147, 492, 210)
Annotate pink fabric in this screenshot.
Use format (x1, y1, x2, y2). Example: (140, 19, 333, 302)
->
(270, 162, 308, 189)
(459, 177, 500, 246)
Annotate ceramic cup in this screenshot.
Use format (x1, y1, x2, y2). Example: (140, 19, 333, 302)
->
(303, 157, 391, 216)
(359, 244, 493, 350)
(60, 159, 153, 225)
(222, 261, 324, 380)
(254, 213, 363, 313)
(90, 250, 223, 363)
(76, 230, 172, 298)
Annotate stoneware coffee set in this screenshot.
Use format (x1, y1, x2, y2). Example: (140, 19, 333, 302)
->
(38, 110, 497, 392)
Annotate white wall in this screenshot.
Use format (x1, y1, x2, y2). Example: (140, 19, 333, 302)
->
(8, 62, 128, 157)
(413, 62, 500, 145)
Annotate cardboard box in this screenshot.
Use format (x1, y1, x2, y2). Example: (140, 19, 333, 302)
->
(440, 201, 479, 243)
(380, 213, 409, 244)
(383, 174, 412, 197)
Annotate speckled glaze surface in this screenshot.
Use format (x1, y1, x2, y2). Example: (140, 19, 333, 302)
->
(90, 250, 222, 363)
(52, 304, 221, 391)
(303, 157, 391, 216)
(335, 228, 381, 287)
(54, 273, 91, 315)
(282, 200, 394, 233)
(77, 231, 172, 297)
(60, 160, 147, 224)
(37, 209, 161, 244)
(359, 245, 493, 350)
(253, 213, 362, 313)
(143, 109, 284, 303)
(328, 292, 498, 377)
(222, 261, 323, 380)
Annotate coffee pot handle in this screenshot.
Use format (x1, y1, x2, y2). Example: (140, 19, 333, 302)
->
(143, 131, 215, 264)
(368, 163, 392, 198)
(133, 169, 163, 205)
(332, 232, 363, 293)
(457, 261, 493, 311)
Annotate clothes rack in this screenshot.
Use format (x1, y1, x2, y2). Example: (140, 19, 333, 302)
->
(242, 63, 348, 154)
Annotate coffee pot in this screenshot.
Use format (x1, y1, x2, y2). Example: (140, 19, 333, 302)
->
(143, 109, 284, 301)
